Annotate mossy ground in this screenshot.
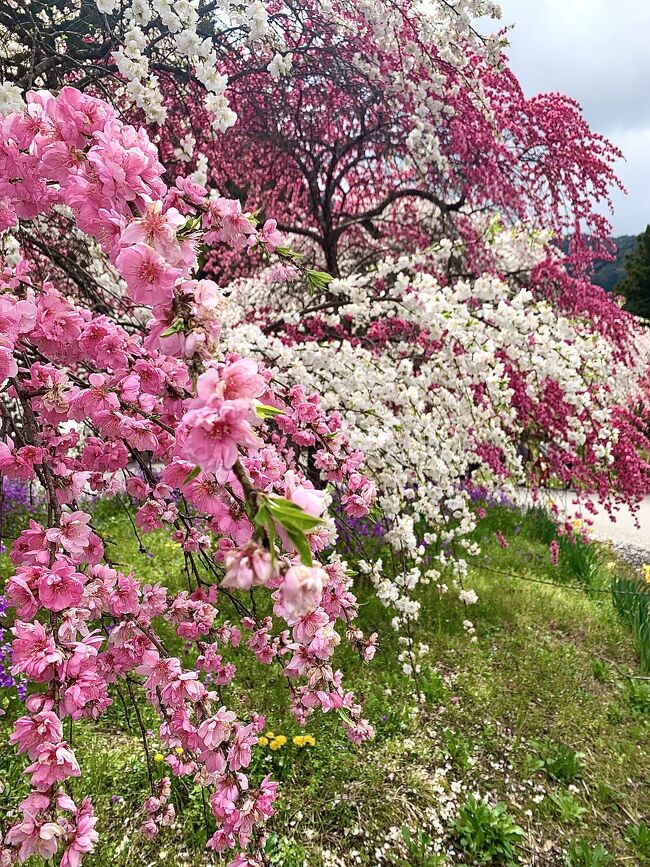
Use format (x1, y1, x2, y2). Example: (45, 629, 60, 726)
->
(1, 501, 649, 866)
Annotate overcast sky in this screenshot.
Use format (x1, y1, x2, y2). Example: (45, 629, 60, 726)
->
(496, 0, 650, 235)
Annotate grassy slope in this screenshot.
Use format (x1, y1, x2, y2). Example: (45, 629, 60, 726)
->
(1, 502, 650, 867)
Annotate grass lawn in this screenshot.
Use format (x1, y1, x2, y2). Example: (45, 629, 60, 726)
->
(1, 500, 650, 866)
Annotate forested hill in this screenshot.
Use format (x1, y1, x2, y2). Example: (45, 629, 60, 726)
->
(592, 234, 640, 291)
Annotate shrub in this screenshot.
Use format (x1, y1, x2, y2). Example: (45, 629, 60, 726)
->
(625, 822, 650, 862)
(400, 826, 446, 867)
(626, 679, 650, 715)
(565, 839, 611, 866)
(453, 795, 524, 865)
(548, 790, 587, 824)
(531, 741, 585, 782)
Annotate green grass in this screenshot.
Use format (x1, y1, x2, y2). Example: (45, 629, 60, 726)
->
(1, 501, 650, 866)
(612, 573, 650, 671)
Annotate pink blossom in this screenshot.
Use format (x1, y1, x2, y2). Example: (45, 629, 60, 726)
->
(204, 197, 256, 249)
(283, 471, 327, 519)
(227, 722, 256, 770)
(346, 718, 375, 744)
(179, 399, 262, 475)
(0, 335, 17, 383)
(6, 572, 40, 620)
(115, 242, 180, 306)
(222, 544, 274, 591)
(160, 671, 206, 705)
(257, 218, 282, 252)
(9, 711, 63, 759)
(11, 620, 64, 682)
(120, 201, 185, 259)
(60, 798, 99, 867)
(134, 651, 182, 691)
(140, 818, 159, 839)
(107, 572, 140, 616)
(197, 707, 237, 750)
(10, 521, 50, 566)
(197, 359, 266, 403)
(61, 670, 111, 720)
(45, 511, 92, 556)
(276, 565, 327, 621)
(25, 741, 81, 789)
(550, 539, 560, 566)
(37, 561, 85, 612)
(5, 815, 65, 863)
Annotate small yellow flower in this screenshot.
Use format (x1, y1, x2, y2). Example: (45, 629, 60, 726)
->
(265, 731, 275, 739)
(269, 735, 287, 750)
(643, 564, 650, 583)
(154, 753, 164, 763)
(572, 518, 582, 530)
(257, 736, 269, 747)
(293, 734, 315, 747)
(175, 746, 184, 755)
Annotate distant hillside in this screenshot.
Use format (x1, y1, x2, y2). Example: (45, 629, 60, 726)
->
(592, 234, 640, 292)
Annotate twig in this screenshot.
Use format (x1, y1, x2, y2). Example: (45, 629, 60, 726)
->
(595, 654, 650, 682)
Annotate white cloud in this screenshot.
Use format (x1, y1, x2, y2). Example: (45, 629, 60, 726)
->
(608, 128, 650, 234)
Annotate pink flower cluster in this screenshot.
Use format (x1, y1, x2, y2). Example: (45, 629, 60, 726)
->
(0, 87, 377, 867)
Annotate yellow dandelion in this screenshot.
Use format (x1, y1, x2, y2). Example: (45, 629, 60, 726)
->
(175, 746, 184, 755)
(154, 753, 164, 763)
(643, 564, 650, 583)
(572, 518, 582, 530)
(257, 736, 269, 747)
(269, 735, 287, 750)
(293, 734, 316, 747)
(265, 731, 275, 739)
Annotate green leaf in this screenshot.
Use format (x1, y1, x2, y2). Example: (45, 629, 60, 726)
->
(160, 318, 185, 338)
(252, 503, 278, 562)
(276, 245, 303, 260)
(401, 826, 412, 847)
(178, 215, 201, 236)
(183, 465, 201, 485)
(255, 496, 322, 564)
(336, 707, 355, 727)
(306, 269, 334, 291)
(254, 402, 285, 419)
(266, 496, 323, 531)
(283, 525, 313, 566)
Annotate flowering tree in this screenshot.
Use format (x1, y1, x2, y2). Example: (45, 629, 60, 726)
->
(160, 2, 621, 280)
(0, 88, 378, 867)
(0, 0, 509, 308)
(221, 221, 650, 650)
(1, 1, 649, 864)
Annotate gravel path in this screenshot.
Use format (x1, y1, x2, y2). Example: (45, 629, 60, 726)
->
(607, 541, 650, 570)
